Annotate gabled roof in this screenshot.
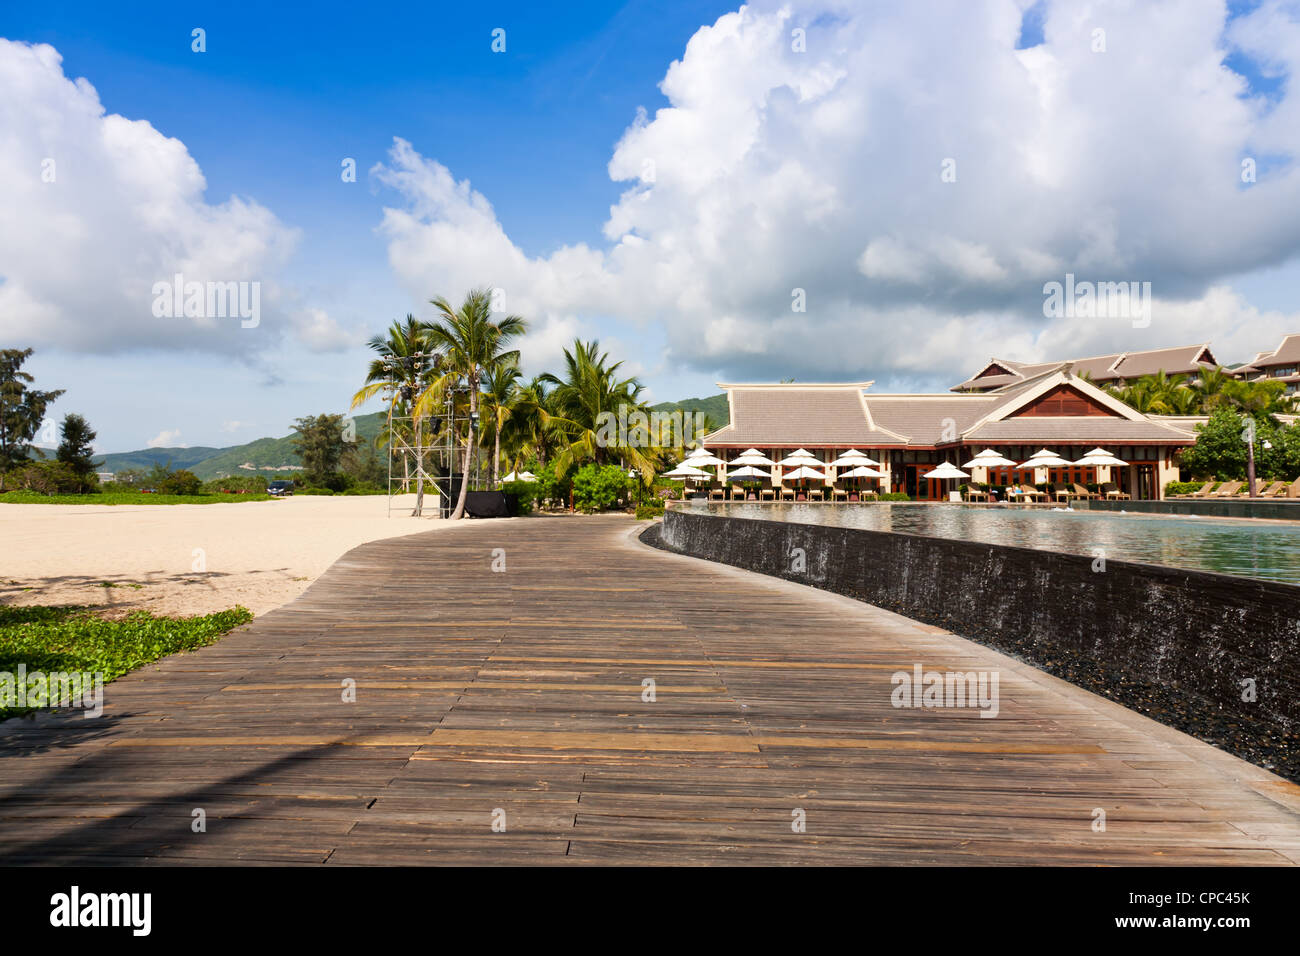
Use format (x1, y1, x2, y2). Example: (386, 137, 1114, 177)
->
(1249, 334, 1300, 368)
(705, 383, 905, 446)
(705, 368, 1192, 448)
(951, 343, 1220, 391)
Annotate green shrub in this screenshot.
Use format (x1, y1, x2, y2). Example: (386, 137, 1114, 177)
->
(341, 484, 385, 495)
(878, 492, 911, 501)
(502, 480, 540, 515)
(155, 469, 203, 496)
(635, 500, 665, 519)
(572, 464, 628, 513)
(1165, 480, 1214, 496)
(2, 460, 84, 494)
(297, 486, 336, 495)
(203, 475, 268, 494)
(531, 462, 570, 509)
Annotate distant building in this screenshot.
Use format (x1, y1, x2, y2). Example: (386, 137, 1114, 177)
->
(1237, 335, 1300, 394)
(704, 366, 1192, 500)
(951, 343, 1222, 392)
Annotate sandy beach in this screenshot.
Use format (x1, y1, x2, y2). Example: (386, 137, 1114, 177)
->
(0, 494, 444, 617)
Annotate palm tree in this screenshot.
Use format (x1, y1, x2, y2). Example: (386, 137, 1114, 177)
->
(416, 288, 527, 520)
(500, 375, 557, 474)
(542, 339, 663, 481)
(351, 315, 441, 516)
(481, 358, 523, 486)
(1190, 365, 1235, 412)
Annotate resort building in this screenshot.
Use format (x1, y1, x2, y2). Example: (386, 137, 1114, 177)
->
(1237, 334, 1300, 394)
(950, 343, 1223, 392)
(702, 365, 1194, 500)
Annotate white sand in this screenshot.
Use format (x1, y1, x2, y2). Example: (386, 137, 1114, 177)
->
(0, 494, 444, 617)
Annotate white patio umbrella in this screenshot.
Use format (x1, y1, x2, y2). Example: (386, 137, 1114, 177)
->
(961, 448, 1018, 469)
(831, 449, 881, 467)
(924, 461, 970, 501)
(1072, 447, 1128, 467)
(501, 470, 539, 482)
(662, 464, 711, 479)
(1018, 448, 1072, 468)
(726, 466, 773, 480)
(842, 465, 886, 479)
(684, 448, 728, 467)
(728, 448, 776, 466)
(923, 462, 970, 480)
(778, 448, 823, 467)
(782, 465, 826, 481)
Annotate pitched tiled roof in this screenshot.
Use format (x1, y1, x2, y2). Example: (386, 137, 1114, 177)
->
(705, 386, 903, 446)
(965, 417, 1193, 443)
(864, 395, 998, 445)
(1251, 334, 1300, 367)
(706, 371, 1195, 449)
(951, 344, 1218, 391)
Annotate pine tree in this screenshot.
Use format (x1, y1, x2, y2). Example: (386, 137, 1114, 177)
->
(56, 413, 101, 492)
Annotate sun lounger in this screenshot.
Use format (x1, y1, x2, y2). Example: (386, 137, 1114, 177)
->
(709, 488, 724, 501)
(831, 488, 847, 502)
(1170, 481, 1214, 498)
(1286, 477, 1300, 498)
(963, 488, 989, 502)
(809, 488, 824, 501)
(1210, 480, 1242, 498)
(1101, 482, 1130, 500)
(760, 488, 775, 501)
(1072, 483, 1099, 500)
(1249, 481, 1285, 498)
(779, 487, 795, 501)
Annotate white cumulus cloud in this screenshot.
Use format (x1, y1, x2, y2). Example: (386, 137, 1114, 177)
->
(0, 39, 329, 356)
(372, 0, 1300, 388)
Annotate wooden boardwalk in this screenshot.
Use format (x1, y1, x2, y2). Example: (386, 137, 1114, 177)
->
(2, 515, 1298, 865)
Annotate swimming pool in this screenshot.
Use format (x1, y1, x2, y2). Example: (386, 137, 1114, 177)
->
(684, 501, 1300, 585)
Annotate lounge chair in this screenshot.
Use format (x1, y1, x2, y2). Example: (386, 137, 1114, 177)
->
(831, 488, 847, 502)
(809, 488, 824, 501)
(760, 487, 775, 501)
(1249, 481, 1285, 498)
(1072, 483, 1099, 500)
(779, 487, 795, 502)
(1052, 484, 1077, 503)
(860, 490, 878, 501)
(1209, 480, 1242, 498)
(1170, 481, 1214, 499)
(1101, 482, 1130, 500)
(1286, 477, 1300, 498)
(709, 487, 724, 501)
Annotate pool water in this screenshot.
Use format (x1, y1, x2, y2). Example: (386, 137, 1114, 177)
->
(688, 501, 1300, 585)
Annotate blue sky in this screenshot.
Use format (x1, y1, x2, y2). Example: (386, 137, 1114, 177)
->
(5, 0, 1300, 454)
(6, 0, 738, 451)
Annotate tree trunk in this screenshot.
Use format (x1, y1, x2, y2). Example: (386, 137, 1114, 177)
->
(450, 384, 476, 520)
(493, 427, 500, 487)
(413, 415, 425, 516)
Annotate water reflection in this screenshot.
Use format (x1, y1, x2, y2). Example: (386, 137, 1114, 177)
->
(692, 501, 1300, 585)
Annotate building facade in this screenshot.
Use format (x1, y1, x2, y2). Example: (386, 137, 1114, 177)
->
(703, 366, 1193, 500)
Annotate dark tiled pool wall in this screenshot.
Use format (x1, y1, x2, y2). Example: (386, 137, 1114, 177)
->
(1085, 498, 1300, 520)
(653, 509, 1300, 780)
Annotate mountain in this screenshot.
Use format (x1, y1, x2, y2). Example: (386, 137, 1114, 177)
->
(650, 394, 729, 431)
(98, 412, 387, 480)
(97, 394, 732, 479)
